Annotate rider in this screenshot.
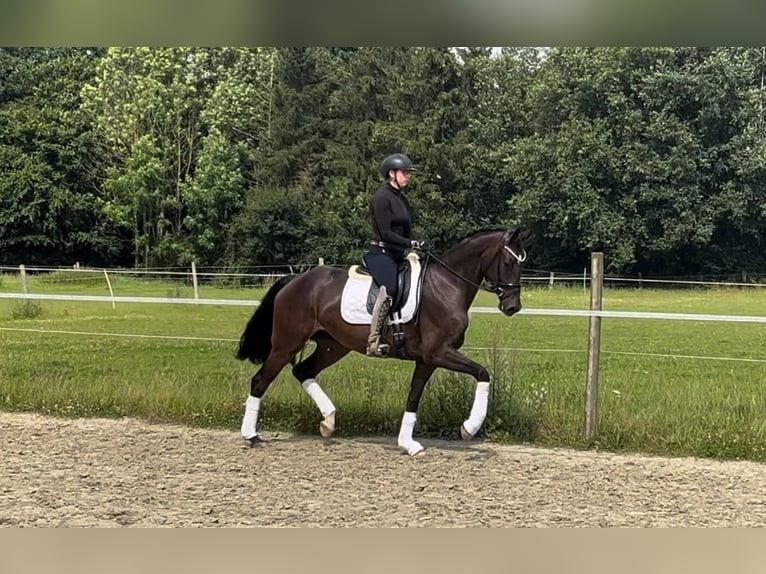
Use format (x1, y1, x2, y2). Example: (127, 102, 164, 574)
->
(364, 153, 427, 357)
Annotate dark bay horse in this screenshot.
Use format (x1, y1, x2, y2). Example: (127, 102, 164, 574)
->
(236, 228, 530, 455)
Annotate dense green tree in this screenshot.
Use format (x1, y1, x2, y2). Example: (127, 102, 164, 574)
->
(191, 47, 277, 189)
(186, 48, 276, 266)
(0, 48, 115, 265)
(693, 47, 766, 274)
(184, 128, 245, 266)
(506, 47, 766, 274)
(459, 48, 539, 236)
(3, 47, 766, 277)
(254, 47, 344, 191)
(81, 47, 206, 267)
(225, 187, 310, 269)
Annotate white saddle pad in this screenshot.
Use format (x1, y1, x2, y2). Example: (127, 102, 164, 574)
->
(340, 253, 423, 325)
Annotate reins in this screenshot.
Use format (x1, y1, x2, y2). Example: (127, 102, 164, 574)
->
(420, 249, 487, 291)
(419, 243, 525, 297)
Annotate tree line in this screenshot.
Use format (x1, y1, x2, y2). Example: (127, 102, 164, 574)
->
(1, 47, 765, 275)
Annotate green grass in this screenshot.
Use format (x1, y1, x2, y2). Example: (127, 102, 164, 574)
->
(1, 273, 766, 462)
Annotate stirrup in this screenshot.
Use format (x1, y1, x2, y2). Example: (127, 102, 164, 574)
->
(366, 341, 390, 357)
(366, 331, 390, 357)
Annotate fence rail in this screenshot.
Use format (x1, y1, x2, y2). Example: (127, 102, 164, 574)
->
(4, 292, 766, 323)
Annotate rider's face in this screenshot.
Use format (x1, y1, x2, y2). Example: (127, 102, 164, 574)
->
(391, 169, 413, 188)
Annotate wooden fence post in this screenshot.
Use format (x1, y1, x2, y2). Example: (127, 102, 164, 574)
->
(548, 272, 554, 289)
(191, 262, 199, 300)
(584, 252, 604, 441)
(19, 265, 28, 294)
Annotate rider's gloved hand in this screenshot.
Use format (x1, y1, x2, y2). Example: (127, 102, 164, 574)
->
(410, 240, 428, 251)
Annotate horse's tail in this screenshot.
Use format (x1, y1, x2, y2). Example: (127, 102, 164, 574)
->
(236, 275, 297, 364)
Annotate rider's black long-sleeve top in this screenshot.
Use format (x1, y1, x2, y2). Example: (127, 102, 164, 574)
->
(370, 182, 412, 251)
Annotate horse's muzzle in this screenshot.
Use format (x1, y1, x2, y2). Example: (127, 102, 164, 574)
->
(499, 302, 521, 316)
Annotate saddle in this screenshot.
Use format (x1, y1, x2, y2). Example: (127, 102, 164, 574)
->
(357, 257, 413, 315)
(340, 253, 424, 329)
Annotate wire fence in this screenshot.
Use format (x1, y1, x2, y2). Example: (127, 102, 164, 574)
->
(2, 292, 766, 368)
(4, 263, 766, 291)
(3, 262, 766, 368)
(1, 324, 765, 365)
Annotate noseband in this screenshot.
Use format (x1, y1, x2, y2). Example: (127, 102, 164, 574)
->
(424, 242, 526, 298)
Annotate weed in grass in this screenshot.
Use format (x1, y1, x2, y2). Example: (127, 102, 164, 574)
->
(210, 275, 242, 289)
(484, 348, 542, 443)
(417, 371, 474, 438)
(165, 285, 187, 299)
(10, 300, 44, 320)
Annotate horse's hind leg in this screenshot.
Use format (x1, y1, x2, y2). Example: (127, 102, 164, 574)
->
(292, 332, 350, 438)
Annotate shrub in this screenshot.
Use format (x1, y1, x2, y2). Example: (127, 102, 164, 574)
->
(10, 300, 44, 320)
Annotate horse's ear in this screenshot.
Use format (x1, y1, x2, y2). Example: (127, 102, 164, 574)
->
(519, 228, 532, 243)
(504, 227, 527, 244)
(503, 228, 519, 244)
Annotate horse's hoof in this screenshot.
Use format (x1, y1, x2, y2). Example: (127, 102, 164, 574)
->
(243, 435, 264, 448)
(399, 441, 425, 456)
(460, 424, 474, 441)
(319, 412, 336, 438)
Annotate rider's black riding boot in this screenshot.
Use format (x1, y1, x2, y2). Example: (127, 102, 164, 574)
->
(366, 286, 392, 357)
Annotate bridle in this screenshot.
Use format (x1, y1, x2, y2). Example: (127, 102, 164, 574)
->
(486, 245, 526, 298)
(422, 243, 526, 299)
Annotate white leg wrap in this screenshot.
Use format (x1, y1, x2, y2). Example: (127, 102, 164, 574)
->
(241, 395, 261, 439)
(397, 411, 424, 456)
(301, 378, 335, 418)
(463, 381, 490, 437)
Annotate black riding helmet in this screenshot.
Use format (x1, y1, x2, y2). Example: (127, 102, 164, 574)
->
(379, 153, 417, 179)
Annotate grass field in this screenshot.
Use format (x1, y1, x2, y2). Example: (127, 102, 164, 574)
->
(2, 269, 766, 462)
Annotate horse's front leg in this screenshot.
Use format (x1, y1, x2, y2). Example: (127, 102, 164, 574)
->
(430, 347, 491, 440)
(398, 362, 436, 456)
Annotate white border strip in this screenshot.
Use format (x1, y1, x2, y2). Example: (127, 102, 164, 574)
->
(3, 293, 766, 323)
(471, 306, 766, 323)
(0, 292, 260, 307)
(0, 326, 237, 342)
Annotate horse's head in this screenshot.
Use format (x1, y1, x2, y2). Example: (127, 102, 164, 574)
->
(483, 228, 530, 317)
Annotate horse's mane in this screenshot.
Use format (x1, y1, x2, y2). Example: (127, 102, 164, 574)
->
(439, 228, 508, 258)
